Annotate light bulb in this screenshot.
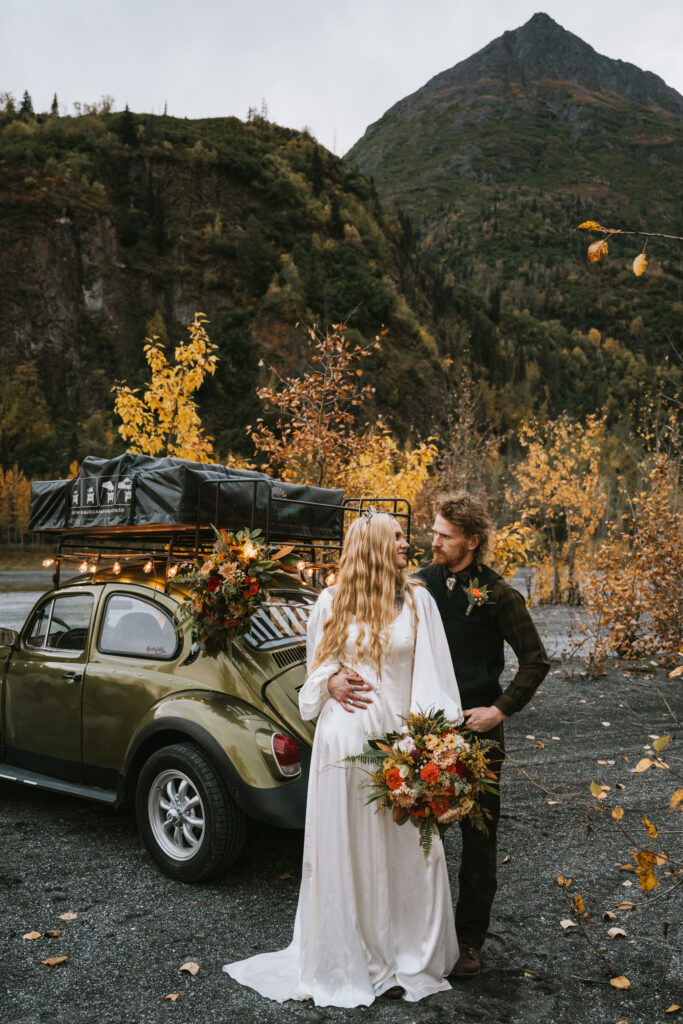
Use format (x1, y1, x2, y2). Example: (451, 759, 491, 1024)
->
(167, 565, 178, 578)
(88, 564, 97, 573)
(143, 560, 153, 573)
(79, 561, 88, 573)
(112, 562, 121, 575)
(296, 561, 306, 573)
(42, 558, 55, 568)
(305, 567, 314, 578)
(325, 572, 335, 586)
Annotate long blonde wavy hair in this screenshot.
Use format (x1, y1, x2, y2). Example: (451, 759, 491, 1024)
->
(312, 513, 419, 675)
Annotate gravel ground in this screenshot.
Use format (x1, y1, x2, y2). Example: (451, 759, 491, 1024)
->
(0, 634, 681, 1023)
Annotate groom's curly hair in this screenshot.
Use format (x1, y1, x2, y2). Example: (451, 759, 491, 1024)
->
(434, 491, 493, 564)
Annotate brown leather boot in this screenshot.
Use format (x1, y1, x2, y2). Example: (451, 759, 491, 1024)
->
(451, 944, 481, 978)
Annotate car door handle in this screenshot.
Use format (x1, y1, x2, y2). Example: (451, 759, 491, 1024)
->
(62, 671, 82, 683)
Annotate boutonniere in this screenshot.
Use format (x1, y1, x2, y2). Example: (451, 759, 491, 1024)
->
(462, 577, 495, 616)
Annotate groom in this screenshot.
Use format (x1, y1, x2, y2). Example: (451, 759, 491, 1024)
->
(417, 492, 549, 977)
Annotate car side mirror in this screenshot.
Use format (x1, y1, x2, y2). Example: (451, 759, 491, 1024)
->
(0, 627, 18, 647)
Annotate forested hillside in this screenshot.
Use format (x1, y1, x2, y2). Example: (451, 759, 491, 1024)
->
(346, 13, 683, 361)
(0, 80, 677, 481)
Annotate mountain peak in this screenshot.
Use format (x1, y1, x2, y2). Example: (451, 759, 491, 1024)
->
(424, 11, 683, 116)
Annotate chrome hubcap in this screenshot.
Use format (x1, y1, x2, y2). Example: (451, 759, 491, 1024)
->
(148, 769, 205, 861)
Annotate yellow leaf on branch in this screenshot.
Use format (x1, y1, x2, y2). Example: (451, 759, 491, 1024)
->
(587, 239, 608, 262)
(635, 757, 653, 772)
(632, 252, 648, 276)
(577, 221, 605, 231)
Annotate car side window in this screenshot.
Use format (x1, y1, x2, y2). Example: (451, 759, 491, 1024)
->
(98, 594, 179, 660)
(26, 593, 94, 652)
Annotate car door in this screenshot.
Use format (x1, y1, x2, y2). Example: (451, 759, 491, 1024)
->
(3, 588, 97, 782)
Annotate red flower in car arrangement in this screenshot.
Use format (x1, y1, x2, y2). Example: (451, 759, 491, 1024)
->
(176, 526, 297, 654)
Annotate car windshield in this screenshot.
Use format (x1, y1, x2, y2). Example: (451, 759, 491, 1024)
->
(245, 591, 315, 650)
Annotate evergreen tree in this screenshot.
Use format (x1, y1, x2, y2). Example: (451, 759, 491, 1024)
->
(50, 93, 59, 116)
(20, 90, 34, 117)
(117, 104, 137, 146)
(310, 144, 324, 197)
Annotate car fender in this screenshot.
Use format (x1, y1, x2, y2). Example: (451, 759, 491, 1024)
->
(121, 691, 310, 828)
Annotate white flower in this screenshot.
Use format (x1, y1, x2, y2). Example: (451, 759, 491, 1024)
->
(398, 725, 410, 735)
(398, 764, 410, 778)
(393, 736, 415, 754)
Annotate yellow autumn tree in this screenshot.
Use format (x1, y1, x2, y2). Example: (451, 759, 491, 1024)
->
(0, 465, 32, 544)
(112, 313, 217, 462)
(506, 413, 607, 603)
(250, 322, 437, 507)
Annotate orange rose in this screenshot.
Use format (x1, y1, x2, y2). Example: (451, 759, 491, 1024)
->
(471, 588, 482, 599)
(420, 763, 441, 785)
(386, 768, 403, 790)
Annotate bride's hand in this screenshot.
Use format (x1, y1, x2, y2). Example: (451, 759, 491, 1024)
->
(328, 666, 373, 713)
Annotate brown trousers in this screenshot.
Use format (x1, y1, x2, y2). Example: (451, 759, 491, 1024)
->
(455, 721, 505, 949)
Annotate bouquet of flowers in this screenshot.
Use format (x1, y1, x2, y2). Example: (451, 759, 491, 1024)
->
(175, 526, 297, 655)
(344, 708, 498, 861)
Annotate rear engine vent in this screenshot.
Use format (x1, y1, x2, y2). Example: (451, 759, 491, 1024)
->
(272, 645, 306, 670)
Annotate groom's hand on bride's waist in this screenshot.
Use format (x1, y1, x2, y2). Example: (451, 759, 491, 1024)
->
(327, 667, 373, 714)
(463, 705, 506, 733)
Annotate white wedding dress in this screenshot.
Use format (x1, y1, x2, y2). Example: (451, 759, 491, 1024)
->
(224, 585, 463, 1007)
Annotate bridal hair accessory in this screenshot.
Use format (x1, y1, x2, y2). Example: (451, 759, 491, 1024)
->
(361, 504, 379, 521)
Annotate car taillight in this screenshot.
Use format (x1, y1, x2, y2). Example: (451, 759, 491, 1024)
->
(271, 733, 301, 777)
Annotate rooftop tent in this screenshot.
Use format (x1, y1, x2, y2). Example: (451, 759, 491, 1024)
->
(28, 454, 344, 543)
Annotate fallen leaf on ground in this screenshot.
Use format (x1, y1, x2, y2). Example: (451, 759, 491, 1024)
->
(164, 994, 180, 1002)
(598, 759, 616, 765)
(612, 807, 624, 821)
(57, 912, 78, 921)
(179, 962, 199, 976)
(43, 930, 61, 938)
(41, 956, 68, 967)
(560, 919, 578, 929)
(616, 783, 626, 790)
(602, 911, 617, 921)
(279, 873, 295, 880)
(610, 975, 631, 990)
(547, 800, 562, 805)
(669, 790, 683, 813)
(551, 736, 560, 740)
(616, 901, 634, 910)
(642, 816, 658, 839)
(635, 758, 653, 773)
(653, 735, 671, 753)
(608, 927, 627, 939)
(525, 735, 535, 740)
(665, 1005, 681, 1013)
(668, 666, 683, 678)
(535, 741, 545, 748)
(501, 854, 511, 864)
(573, 894, 585, 914)
(22, 931, 41, 941)
(590, 781, 604, 799)
(622, 880, 633, 887)
(578, 699, 587, 703)
(523, 971, 533, 978)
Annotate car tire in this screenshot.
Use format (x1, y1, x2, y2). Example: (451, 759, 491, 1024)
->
(135, 742, 246, 882)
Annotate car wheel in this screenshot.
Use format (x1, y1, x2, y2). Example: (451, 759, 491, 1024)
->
(135, 743, 246, 882)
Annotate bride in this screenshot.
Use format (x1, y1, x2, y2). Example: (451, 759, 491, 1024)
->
(224, 511, 463, 1006)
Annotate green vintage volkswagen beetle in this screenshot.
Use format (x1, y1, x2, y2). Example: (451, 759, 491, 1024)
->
(0, 562, 316, 882)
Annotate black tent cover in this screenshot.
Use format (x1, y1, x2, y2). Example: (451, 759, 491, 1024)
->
(29, 454, 344, 542)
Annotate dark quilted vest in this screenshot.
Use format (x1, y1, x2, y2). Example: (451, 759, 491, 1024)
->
(417, 563, 504, 710)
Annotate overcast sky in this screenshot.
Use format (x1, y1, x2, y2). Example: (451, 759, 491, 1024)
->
(3, 0, 683, 155)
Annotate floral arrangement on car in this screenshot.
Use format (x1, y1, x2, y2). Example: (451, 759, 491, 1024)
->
(175, 527, 297, 655)
(343, 708, 498, 861)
